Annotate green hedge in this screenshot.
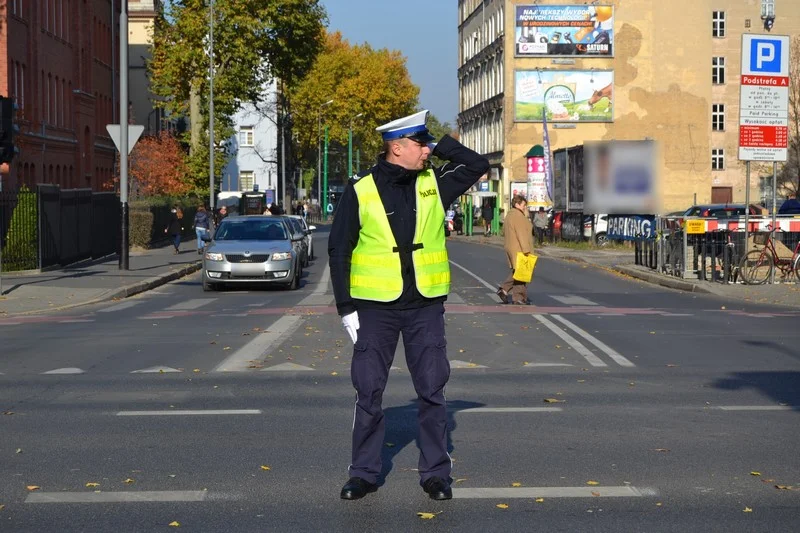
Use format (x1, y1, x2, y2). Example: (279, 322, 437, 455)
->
(2, 185, 38, 271)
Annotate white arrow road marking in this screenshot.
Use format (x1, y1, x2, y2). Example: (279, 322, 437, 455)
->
(116, 410, 262, 416)
(42, 368, 85, 374)
(532, 314, 607, 367)
(449, 360, 488, 369)
(459, 407, 563, 413)
(716, 405, 795, 411)
(550, 295, 599, 306)
(130, 366, 182, 374)
(261, 362, 315, 372)
(98, 301, 142, 313)
(27, 490, 207, 503)
(165, 298, 216, 311)
(454, 486, 652, 498)
(551, 314, 635, 367)
(214, 315, 304, 372)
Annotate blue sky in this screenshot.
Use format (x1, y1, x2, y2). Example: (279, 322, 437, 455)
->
(321, 0, 459, 125)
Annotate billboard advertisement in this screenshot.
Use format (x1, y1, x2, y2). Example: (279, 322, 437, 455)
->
(515, 70, 613, 122)
(515, 5, 614, 57)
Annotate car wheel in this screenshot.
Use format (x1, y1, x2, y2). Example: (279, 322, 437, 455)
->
(595, 232, 608, 247)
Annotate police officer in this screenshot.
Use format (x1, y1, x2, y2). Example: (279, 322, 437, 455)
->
(329, 110, 489, 501)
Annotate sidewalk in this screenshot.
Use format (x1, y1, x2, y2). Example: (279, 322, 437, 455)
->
(449, 233, 800, 309)
(0, 242, 202, 316)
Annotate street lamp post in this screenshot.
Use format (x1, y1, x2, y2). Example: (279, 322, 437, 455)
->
(348, 113, 363, 178)
(317, 99, 333, 211)
(323, 125, 330, 220)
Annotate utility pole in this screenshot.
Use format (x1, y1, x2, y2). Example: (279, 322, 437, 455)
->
(119, 2, 130, 270)
(316, 100, 333, 209)
(208, 0, 216, 211)
(348, 113, 363, 178)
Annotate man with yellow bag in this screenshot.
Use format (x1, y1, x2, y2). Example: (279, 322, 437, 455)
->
(496, 194, 536, 305)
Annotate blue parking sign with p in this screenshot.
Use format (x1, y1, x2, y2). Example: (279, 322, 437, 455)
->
(750, 38, 781, 73)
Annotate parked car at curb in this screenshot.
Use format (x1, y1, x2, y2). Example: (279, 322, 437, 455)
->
(282, 216, 310, 268)
(583, 214, 609, 245)
(285, 214, 317, 262)
(201, 216, 300, 291)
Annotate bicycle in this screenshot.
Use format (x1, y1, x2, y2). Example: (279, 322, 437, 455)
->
(738, 226, 800, 285)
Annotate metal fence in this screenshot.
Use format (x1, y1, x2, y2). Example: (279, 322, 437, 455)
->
(635, 216, 800, 284)
(1, 186, 120, 272)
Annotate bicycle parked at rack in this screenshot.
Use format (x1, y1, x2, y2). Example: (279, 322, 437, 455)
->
(738, 227, 800, 284)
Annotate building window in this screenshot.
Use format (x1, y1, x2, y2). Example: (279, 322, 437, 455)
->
(239, 171, 254, 191)
(712, 11, 725, 37)
(761, 0, 775, 18)
(712, 57, 725, 84)
(712, 104, 725, 131)
(712, 148, 725, 170)
(239, 126, 254, 147)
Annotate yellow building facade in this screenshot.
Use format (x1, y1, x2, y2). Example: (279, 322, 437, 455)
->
(458, 0, 800, 213)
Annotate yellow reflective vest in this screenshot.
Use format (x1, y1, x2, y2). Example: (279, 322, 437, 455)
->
(350, 170, 450, 301)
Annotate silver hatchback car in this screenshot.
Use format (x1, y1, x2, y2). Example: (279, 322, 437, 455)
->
(201, 216, 300, 291)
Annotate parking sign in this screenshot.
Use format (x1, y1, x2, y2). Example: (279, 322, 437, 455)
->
(738, 34, 790, 162)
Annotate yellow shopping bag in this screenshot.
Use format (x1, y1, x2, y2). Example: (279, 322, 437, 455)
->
(513, 252, 537, 283)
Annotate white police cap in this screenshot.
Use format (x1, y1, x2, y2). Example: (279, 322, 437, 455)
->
(375, 110, 435, 143)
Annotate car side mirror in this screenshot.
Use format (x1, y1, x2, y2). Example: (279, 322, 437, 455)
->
(308, 225, 317, 231)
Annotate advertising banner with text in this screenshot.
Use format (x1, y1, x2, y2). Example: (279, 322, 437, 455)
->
(515, 5, 614, 57)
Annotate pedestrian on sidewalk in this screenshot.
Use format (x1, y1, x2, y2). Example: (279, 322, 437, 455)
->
(481, 201, 494, 236)
(165, 205, 184, 254)
(534, 206, 548, 246)
(329, 109, 489, 502)
(497, 194, 534, 305)
(214, 205, 228, 227)
(193, 205, 211, 254)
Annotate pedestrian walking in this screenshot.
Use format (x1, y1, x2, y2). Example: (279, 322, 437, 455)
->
(534, 206, 548, 245)
(481, 201, 494, 236)
(214, 205, 228, 227)
(496, 194, 534, 305)
(329, 110, 489, 501)
(193, 205, 211, 254)
(165, 205, 183, 254)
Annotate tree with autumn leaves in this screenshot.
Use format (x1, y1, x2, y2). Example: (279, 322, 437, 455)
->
(129, 131, 192, 197)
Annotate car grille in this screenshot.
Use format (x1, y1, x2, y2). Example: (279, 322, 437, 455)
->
(225, 254, 270, 263)
(219, 272, 284, 280)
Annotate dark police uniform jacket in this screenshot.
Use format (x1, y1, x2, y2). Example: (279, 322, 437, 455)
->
(328, 134, 490, 317)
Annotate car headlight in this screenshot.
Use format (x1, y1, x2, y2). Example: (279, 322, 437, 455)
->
(271, 252, 292, 261)
(205, 252, 224, 261)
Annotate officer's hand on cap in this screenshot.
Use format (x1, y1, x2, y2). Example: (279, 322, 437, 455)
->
(342, 311, 360, 344)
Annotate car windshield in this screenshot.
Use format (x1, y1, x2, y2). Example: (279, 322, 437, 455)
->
(215, 220, 287, 241)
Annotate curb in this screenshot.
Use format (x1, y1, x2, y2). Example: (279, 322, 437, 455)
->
(2, 262, 202, 317)
(612, 265, 712, 294)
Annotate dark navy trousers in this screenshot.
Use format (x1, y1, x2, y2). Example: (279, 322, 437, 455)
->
(348, 302, 451, 485)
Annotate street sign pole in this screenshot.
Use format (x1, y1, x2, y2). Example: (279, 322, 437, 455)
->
(744, 161, 750, 259)
(323, 125, 329, 220)
(119, 4, 129, 270)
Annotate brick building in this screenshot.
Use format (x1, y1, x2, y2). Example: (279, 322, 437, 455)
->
(458, 0, 800, 212)
(1, 0, 122, 191)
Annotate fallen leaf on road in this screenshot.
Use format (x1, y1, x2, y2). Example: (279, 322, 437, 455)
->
(15, 448, 22, 454)
(496, 503, 509, 509)
(193, 369, 200, 373)
(775, 485, 794, 490)
(750, 471, 761, 476)
(85, 482, 100, 488)
(544, 398, 565, 403)
(656, 502, 663, 507)
(654, 448, 670, 453)
(458, 349, 465, 353)
(511, 482, 522, 487)
(577, 379, 586, 383)
(223, 346, 231, 351)
(591, 491, 600, 497)
(2, 411, 13, 415)
(331, 371, 338, 376)
(124, 478, 134, 484)
(416, 512, 437, 519)
(535, 498, 544, 503)
(26, 486, 40, 491)
(666, 364, 678, 368)
(743, 507, 752, 513)
(467, 363, 478, 368)
(260, 466, 271, 471)
(209, 341, 217, 345)
(455, 478, 467, 483)
(169, 521, 180, 527)
(252, 327, 261, 332)
(168, 475, 177, 478)
(495, 333, 505, 337)
(0, 504, 4, 511)
(586, 481, 600, 486)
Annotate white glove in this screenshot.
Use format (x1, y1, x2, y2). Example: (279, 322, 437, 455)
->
(342, 311, 360, 344)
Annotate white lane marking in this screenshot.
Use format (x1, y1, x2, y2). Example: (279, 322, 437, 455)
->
(523, 363, 574, 367)
(312, 261, 331, 295)
(213, 315, 304, 372)
(130, 366, 182, 374)
(26, 491, 208, 503)
(0, 322, 23, 326)
(449, 260, 496, 291)
(98, 301, 142, 313)
(454, 486, 649, 499)
(165, 298, 216, 311)
(261, 362, 316, 372)
(532, 314, 607, 367)
(296, 295, 334, 306)
(716, 406, 795, 411)
(58, 319, 95, 324)
(450, 359, 488, 369)
(459, 407, 563, 413)
(42, 368, 85, 375)
(137, 315, 175, 320)
(551, 315, 635, 368)
(447, 292, 465, 304)
(116, 410, 262, 416)
(550, 295, 599, 306)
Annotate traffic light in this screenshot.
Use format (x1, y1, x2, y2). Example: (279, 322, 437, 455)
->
(0, 95, 19, 163)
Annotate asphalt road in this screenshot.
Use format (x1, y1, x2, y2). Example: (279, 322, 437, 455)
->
(1, 228, 799, 532)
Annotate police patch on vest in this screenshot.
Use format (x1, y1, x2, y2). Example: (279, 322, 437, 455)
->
(420, 188, 437, 198)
